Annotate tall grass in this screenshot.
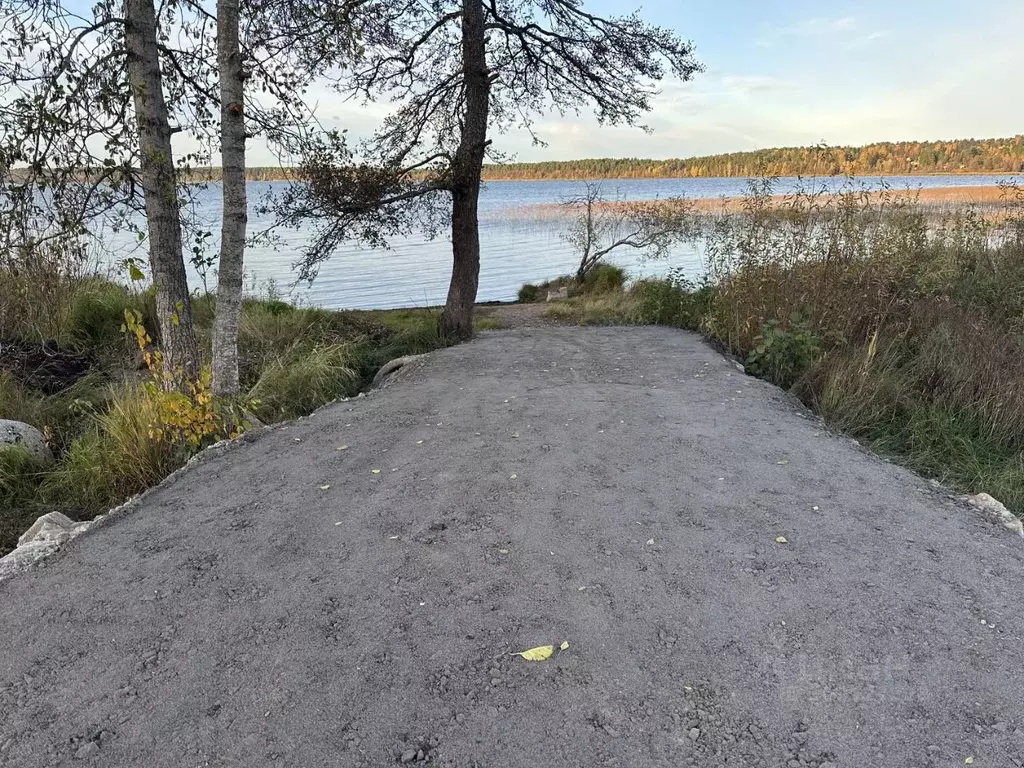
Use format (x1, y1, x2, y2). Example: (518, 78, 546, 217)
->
(702, 178, 1024, 514)
(0, 238, 97, 344)
(249, 344, 359, 421)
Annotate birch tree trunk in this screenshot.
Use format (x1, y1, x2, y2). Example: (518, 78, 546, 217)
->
(439, 0, 490, 341)
(211, 0, 247, 395)
(124, 0, 200, 385)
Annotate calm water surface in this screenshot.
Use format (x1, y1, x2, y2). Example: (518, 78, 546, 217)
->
(100, 175, 1018, 310)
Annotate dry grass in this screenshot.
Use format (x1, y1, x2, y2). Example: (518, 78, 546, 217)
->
(510, 185, 1019, 221)
(701, 179, 1024, 513)
(533, 177, 1024, 515)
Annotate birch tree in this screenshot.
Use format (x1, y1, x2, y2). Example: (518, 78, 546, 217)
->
(211, 0, 245, 395)
(125, 0, 200, 382)
(0, 0, 209, 386)
(208, 0, 373, 395)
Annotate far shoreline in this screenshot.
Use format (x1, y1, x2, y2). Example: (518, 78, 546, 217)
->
(209, 170, 1022, 183)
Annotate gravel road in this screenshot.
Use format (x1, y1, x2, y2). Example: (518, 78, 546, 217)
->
(1, 326, 1022, 768)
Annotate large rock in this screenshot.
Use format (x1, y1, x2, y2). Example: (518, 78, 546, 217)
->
(372, 354, 426, 387)
(0, 419, 53, 464)
(546, 287, 569, 302)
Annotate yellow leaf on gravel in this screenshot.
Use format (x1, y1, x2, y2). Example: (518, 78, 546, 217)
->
(559, 640, 569, 650)
(513, 645, 554, 661)
(776, 459, 789, 465)
(965, 758, 975, 765)
(336, 445, 348, 451)
(319, 485, 330, 490)
(416, 440, 424, 445)
(371, 469, 381, 474)
(776, 536, 788, 544)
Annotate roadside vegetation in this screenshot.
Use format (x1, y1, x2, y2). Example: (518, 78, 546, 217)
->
(526, 180, 1024, 518)
(0, 261, 451, 555)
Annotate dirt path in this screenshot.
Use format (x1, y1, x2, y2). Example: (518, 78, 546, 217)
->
(1, 327, 1022, 768)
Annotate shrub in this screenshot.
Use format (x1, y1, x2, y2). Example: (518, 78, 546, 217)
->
(582, 263, 627, 294)
(744, 313, 822, 390)
(628, 275, 713, 329)
(518, 283, 542, 303)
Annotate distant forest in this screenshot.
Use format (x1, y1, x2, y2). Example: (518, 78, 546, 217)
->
(211, 136, 1024, 182)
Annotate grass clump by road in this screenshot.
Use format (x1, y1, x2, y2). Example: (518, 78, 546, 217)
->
(530, 179, 1024, 517)
(0, 264, 454, 554)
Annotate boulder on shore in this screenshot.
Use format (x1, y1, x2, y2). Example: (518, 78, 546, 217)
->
(0, 419, 53, 465)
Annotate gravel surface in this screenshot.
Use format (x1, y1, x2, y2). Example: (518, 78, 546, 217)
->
(1, 326, 1023, 768)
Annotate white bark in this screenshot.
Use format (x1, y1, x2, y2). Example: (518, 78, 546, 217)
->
(124, 0, 200, 384)
(212, 0, 247, 396)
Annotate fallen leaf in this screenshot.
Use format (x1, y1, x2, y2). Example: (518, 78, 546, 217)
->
(559, 640, 569, 650)
(498, 549, 509, 554)
(319, 484, 330, 490)
(294, 438, 301, 442)
(776, 459, 789, 465)
(776, 536, 788, 544)
(336, 445, 348, 451)
(416, 440, 424, 445)
(646, 538, 655, 546)
(388, 535, 398, 540)
(513, 645, 554, 661)
(965, 759, 975, 766)
(371, 469, 381, 474)
(510, 473, 518, 480)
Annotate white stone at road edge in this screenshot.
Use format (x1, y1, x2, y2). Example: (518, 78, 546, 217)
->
(967, 493, 1024, 537)
(0, 511, 97, 583)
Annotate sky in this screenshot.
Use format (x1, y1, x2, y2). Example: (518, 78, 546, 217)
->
(246, 0, 1024, 165)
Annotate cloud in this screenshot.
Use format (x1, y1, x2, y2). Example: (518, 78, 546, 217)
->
(781, 17, 857, 36)
(842, 30, 891, 49)
(717, 75, 797, 96)
(755, 16, 888, 48)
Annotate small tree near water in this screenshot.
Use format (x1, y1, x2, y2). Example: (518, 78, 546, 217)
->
(563, 182, 694, 282)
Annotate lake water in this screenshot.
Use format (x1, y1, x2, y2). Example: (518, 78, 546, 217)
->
(100, 175, 1018, 310)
